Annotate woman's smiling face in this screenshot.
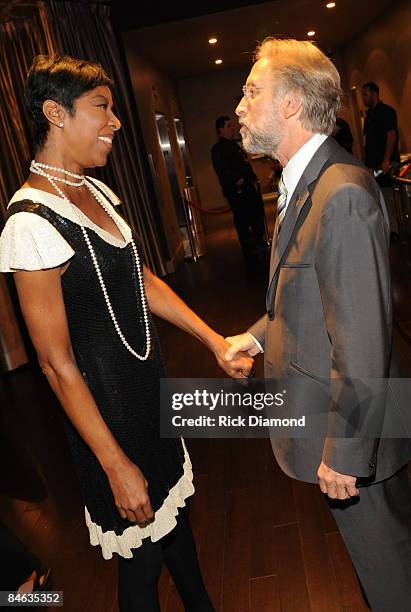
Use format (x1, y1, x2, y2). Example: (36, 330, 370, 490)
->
(61, 85, 121, 169)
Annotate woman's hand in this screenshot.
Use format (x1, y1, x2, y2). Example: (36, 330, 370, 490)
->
(212, 335, 254, 378)
(106, 459, 154, 524)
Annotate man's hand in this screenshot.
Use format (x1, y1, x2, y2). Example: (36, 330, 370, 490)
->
(381, 158, 391, 173)
(212, 336, 254, 378)
(225, 332, 262, 359)
(317, 461, 359, 500)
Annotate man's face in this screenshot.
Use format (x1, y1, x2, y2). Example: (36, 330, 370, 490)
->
(235, 58, 285, 156)
(361, 87, 377, 108)
(219, 119, 236, 139)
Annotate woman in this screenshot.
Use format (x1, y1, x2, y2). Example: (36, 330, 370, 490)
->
(0, 55, 253, 611)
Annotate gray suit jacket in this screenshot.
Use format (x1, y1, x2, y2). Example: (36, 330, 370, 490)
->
(249, 136, 410, 483)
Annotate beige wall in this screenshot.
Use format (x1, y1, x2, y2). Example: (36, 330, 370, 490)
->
(122, 33, 189, 268)
(341, 0, 411, 157)
(177, 67, 250, 210)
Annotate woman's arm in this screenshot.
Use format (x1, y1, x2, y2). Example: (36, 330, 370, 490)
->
(14, 268, 152, 524)
(143, 266, 253, 378)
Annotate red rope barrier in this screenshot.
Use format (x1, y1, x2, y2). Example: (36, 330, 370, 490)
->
(399, 163, 411, 178)
(185, 199, 231, 215)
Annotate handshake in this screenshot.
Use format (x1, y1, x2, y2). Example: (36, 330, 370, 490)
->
(215, 332, 263, 379)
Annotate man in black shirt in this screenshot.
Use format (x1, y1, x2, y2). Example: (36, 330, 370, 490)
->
(362, 82, 400, 235)
(333, 117, 354, 153)
(211, 116, 266, 252)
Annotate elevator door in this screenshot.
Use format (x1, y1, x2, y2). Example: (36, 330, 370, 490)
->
(155, 113, 185, 226)
(173, 117, 206, 257)
(174, 117, 192, 183)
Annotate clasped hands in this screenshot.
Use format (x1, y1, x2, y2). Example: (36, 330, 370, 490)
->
(213, 332, 259, 379)
(223, 332, 360, 500)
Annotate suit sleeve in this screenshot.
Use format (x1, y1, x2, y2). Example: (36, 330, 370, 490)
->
(315, 184, 391, 477)
(248, 315, 267, 351)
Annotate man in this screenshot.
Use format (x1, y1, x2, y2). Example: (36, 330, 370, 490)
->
(211, 116, 266, 253)
(333, 116, 353, 153)
(225, 38, 411, 610)
(362, 81, 401, 236)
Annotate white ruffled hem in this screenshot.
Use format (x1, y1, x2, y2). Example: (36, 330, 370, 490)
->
(85, 441, 195, 559)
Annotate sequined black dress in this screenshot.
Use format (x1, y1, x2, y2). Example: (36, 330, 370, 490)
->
(0, 183, 194, 559)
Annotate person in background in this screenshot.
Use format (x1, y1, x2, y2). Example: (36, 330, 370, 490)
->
(211, 115, 266, 254)
(333, 116, 353, 153)
(362, 81, 401, 238)
(0, 521, 51, 593)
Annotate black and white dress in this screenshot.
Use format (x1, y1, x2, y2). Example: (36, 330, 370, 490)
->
(0, 179, 194, 560)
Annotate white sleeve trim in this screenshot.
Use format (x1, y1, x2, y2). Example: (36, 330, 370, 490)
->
(0, 212, 75, 272)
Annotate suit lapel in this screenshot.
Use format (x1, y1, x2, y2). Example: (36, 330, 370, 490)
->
(266, 188, 309, 316)
(266, 136, 343, 319)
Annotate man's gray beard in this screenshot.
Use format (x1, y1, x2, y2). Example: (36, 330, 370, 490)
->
(242, 129, 282, 156)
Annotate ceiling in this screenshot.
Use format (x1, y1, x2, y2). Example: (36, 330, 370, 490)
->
(119, 0, 399, 79)
(0, 0, 399, 80)
(0, 0, 112, 23)
(111, 0, 279, 30)
(0, 0, 38, 22)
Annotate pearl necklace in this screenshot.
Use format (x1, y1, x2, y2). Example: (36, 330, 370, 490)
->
(30, 160, 86, 187)
(30, 160, 151, 361)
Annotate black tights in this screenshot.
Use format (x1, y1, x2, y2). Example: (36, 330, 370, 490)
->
(117, 510, 215, 611)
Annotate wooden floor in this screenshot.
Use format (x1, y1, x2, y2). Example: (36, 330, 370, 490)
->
(1, 207, 410, 611)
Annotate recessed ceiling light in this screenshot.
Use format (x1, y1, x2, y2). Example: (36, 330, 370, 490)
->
(326, 2, 336, 7)
(307, 30, 316, 37)
(215, 59, 223, 65)
(209, 38, 218, 44)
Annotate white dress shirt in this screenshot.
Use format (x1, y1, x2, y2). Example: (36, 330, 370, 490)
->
(281, 132, 328, 214)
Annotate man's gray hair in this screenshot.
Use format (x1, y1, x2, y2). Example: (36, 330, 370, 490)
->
(256, 38, 342, 135)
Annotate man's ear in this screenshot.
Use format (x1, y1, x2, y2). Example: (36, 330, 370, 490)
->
(282, 90, 303, 120)
(42, 100, 66, 128)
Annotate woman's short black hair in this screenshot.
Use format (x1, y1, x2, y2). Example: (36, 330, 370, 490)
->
(25, 54, 114, 150)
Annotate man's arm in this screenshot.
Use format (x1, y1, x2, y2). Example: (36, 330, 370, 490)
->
(143, 266, 254, 378)
(381, 106, 398, 172)
(315, 183, 391, 490)
(211, 141, 248, 188)
(382, 129, 397, 172)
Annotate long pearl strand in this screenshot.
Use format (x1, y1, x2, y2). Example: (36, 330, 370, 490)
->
(30, 160, 151, 361)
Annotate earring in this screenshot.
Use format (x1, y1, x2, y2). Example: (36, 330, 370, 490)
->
(59, 122, 64, 128)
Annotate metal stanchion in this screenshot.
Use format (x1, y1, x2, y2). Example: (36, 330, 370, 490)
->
(181, 194, 199, 262)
